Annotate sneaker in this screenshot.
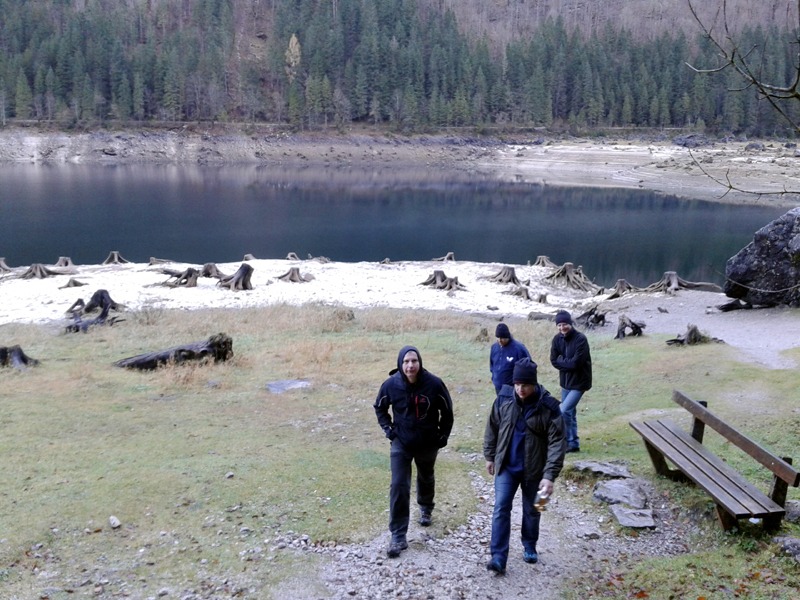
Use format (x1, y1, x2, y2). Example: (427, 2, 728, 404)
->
(418, 508, 432, 527)
(386, 538, 408, 558)
(486, 557, 506, 575)
(523, 550, 539, 564)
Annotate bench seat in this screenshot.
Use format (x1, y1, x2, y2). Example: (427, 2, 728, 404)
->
(630, 418, 784, 526)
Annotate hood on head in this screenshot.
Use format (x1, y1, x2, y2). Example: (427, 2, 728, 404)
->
(392, 345, 423, 378)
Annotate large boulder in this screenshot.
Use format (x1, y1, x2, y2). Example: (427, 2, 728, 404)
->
(724, 208, 800, 306)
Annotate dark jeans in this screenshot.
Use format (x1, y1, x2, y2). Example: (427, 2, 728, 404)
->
(389, 439, 438, 541)
(489, 468, 541, 567)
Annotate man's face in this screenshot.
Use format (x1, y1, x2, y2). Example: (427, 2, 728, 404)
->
(515, 382, 536, 399)
(557, 322, 572, 335)
(402, 351, 420, 383)
(497, 337, 510, 347)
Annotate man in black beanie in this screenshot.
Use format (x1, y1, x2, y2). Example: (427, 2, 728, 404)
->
(483, 357, 566, 575)
(489, 323, 530, 393)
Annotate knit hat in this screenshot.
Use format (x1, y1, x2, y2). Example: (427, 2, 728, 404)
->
(512, 357, 538, 385)
(555, 310, 573, 325)
(495, 323, 511, 338)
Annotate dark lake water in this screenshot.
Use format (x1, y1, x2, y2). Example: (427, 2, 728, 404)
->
(0, 163, 787, 287)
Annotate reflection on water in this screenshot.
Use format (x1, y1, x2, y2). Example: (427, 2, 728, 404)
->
(0, 163, 786, 286)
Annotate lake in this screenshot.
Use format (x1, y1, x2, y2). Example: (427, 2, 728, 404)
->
(0, 163, 787, 287)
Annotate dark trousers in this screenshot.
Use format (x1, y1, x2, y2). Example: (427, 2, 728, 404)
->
(389, 439, 438, 541)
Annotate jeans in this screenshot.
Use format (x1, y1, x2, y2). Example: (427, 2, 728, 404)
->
(561, 388, 584, 450)
(389, 439, 438, 541)
(489, 468, 541, 566)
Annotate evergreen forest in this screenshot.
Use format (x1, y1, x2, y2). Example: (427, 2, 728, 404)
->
(1, 0, 798, 136)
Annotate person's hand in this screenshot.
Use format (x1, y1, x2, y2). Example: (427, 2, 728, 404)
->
(486, 461, 495, 476)
(538, 478, 554, 496)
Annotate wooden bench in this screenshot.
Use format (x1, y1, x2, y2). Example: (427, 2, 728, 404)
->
(630, 390, 800, 530)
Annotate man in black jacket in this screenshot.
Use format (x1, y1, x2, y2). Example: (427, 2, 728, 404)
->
(483, 358, 566, 575)
(374, 345, 454, 558)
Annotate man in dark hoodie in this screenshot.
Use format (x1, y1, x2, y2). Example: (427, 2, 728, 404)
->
(374, 345, 454, 558)
(490, 323, 531, 393)
(483, 357, 566, 575)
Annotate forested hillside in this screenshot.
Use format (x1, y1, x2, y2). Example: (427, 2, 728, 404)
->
(0, 0, 797, 136)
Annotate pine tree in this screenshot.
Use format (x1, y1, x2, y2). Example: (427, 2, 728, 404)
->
(14, 70, 32, 118)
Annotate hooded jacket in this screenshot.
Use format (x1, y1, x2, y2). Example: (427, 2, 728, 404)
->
(489, 337, 531, 392)
(374, 345, 454, 450)
(550, 328, 593, 392)
(483, 384, 566, 484)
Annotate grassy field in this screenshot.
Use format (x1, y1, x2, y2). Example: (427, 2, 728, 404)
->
(1, 304, 798, 599)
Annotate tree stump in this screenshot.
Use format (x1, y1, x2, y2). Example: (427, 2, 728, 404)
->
(488, 266, 522, 285)
(576, 305, 607, 328)
(103, 251, 130, 265)
(59, 277, 87, 289)
(65, 290, 125, 332)
(201, 263, 227, 279)
(149, 257, 172, 265)
(606, 279, 641, 300)
(643, 271, 722, 295)
(420, 270, 466, 291)
(286, 252, 300, 260)
(380, 257, 392, 264)
(66, 289, 124, 316)
(21, 263, 62, 279)
(114, 333, 234, 370)
(0, 257, 12, 272)
(432, 251, 455, 262)
(614, 314, 646, 339)
(503, 286, 532, 300)
(218, 263, 254, 290)
(666, 324, 723, 346)
(545, 262, 600, 292)
(243, 253, 256, 261)
(0, 345, 40, 370)
(162, 267, 199, 288)
(53, 256, 75, 268)
(277, 267, 313, 282)
(534, 255, 557, 268)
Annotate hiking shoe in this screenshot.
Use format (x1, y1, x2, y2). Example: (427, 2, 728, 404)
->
(418, 508, 432, 527)
(523, 550, 539, 564)
(386, 538, 408, 558)
(486, 557, 506, 575)
(565, 446, 580, 454)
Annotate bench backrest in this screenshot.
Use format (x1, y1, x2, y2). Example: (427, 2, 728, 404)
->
(673, 390, 800, 487)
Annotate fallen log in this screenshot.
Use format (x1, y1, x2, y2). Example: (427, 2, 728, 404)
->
(643, 271, 722, 295)
(102, 251, 130, 265)
(615, 314, 646, 339)
(114, 333, 234, 370)
(0, 345, 40, 370)
(545, 262, 600, 293)
(666, 325, 724, 346)
(149, 257, 173, 265)
(218, 263, 254, 290)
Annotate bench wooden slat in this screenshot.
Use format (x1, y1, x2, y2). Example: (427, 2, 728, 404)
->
(672, 390, 800, 487)
(630, 419, 784, 519)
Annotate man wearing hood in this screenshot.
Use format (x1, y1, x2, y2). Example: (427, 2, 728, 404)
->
(483, 357, 566, 575)
(490, 323, 531, 393)
(374, 345, 454, 558)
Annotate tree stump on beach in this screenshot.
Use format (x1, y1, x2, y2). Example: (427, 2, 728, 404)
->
(67, 289, 125, 316)
(615, 314, 646, 339)
(218, 263, 254, 290)
(380, 257, 392, 264)
(103, 251, 130, 265)
(308, 253, 330, 263)
(643, 271, 722, 295)
(201, 263, 227, 279)
(286, 252, 300, 260)
(149, 257, 173, 265)
(0, 257, 12, 272)
(1, 345, 40, 370)
(277, 267, 314, 283)
(666, 324, 723, 346)
(420, 270, 466, 291)
(534, 255, 557, 268)
(65, 289, 125, 332)
(59, 277, 87, 289)
(503, 286, 532, 300)
(606, 279, 641, 300)
(545, 262, 600, 293)
(53, 256, 75, 268)
(114, 333, 234, 370)
(432, 251, 455, 262)
(21, 263, 62, 279)
(243, 253, 256, 261)
(162, 267, 199, 288)
(576, 305, 607, 329)
(488, 266, 523, 285)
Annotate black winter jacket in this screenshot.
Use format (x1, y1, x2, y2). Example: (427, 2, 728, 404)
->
(550, 328, 593, 392)
(374, 346, 454, 450)
(483, 384, 566, 484)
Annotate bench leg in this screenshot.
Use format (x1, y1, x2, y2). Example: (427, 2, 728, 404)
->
(762, 515, 783, 531)
(643, 440, 689, 482)
(715, 505, 737, 531)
